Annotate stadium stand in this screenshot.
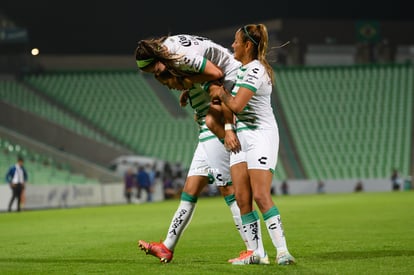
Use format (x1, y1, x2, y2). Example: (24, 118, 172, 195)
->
(0, 14, 411, 209)
(0, 79, 114, 145)
(24, 71, 198, 167)
(2, 62, 412, 182)
(19, 71, 289, 181)
(5, 62, 410, 182)
(274, 63, 413, 180)
(0, 136, 98, 184)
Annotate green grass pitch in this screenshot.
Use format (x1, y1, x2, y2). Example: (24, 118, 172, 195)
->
(1, 191, 413, 274)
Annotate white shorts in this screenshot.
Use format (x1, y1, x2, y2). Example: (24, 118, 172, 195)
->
(230, 128, 279, 171)
(187, 137, 231, 186)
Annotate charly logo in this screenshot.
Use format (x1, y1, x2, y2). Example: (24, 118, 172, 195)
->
(258, 157, 267, 165)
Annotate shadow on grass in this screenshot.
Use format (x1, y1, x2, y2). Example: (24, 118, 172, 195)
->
(312, 250, 414, 260)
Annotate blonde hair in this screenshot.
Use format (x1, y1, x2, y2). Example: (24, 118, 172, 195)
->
(239, 24, 274, 84)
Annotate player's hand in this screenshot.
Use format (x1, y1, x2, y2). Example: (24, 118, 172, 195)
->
(208, 82, 224, 101)
(224, 129, 241, 153)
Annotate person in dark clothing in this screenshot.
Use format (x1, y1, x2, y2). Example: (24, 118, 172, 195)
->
(124, 167, 136, 203)
(136, 166, 152, 202)
(5, 156, 28, 212)
(390, 168, 401, 191)
(281, 180, 289, 195)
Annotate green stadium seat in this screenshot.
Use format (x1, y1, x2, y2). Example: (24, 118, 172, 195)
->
(275, 63, 413, 179)
(0, 137, 98, 185)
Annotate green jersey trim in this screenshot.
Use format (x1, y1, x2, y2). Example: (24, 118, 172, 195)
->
(199, 135, 217, 142)
(192, 101, 205, 109)
(190, 90, 204, 100)
(236, 125, 258, 131)
(199, 128, 211, 133)
(199, 58, 207, 73)
(236, 83, 257, 93)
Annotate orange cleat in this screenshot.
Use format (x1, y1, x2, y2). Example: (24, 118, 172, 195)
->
(138, 240, 173, 263)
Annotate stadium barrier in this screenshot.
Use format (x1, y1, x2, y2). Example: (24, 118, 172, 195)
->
(271, 178, 398, 195)
(0, 180, 165, 211)
(1, 178, 406, 212)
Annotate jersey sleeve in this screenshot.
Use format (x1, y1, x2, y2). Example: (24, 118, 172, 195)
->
(237, 64, 266, 93)
(177, 54, 207, 74)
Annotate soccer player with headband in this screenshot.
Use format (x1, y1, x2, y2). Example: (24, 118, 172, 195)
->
(135, 34, 255, 263)
(209, 24, 296, 265)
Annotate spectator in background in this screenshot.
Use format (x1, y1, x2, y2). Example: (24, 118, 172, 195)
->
(403, 176, 412, 190)
(147, 163, 158, 188)
(316, 180, 325, 194)
(162, 176, 177, 199)
(162, 162, 173, 183)
(270, 178, 277, 195)
(281, 180, 289, 195)
(390, 168, 401, 191)
(5, 155, 28, 212)
(354, 180, 364, 192)
(172, 162, 183, 179)
(136, 166, 153, 202)
(162, 175, 184, 200)
(124, 167, 136, 204)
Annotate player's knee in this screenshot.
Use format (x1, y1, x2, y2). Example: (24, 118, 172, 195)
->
(253, 193, 273, 212)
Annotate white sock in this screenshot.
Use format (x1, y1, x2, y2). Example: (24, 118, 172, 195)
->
(227, 198, 250, 250)
(242, 210, 266, 257)
(263, 206, 288, 255)
(163, 199, 196, 251)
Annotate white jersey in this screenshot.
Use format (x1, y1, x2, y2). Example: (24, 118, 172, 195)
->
(231, 60, 277, 131)
(230, 60, 279, 171)
(187, 84, 216, 142)
(186, 84, 231, 185)
(163, 34, 241, 91)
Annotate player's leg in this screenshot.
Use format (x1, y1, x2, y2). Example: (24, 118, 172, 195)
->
(226, 132, 269, 265)
(201, 138, 250, 255)
(145, 186, 153, 202)
(138, 142, 209, 263)
(228, 161, 268, 265)
(138, 175, 208, 263)
(205, 103, 225, 139)
(162, 175, 208, 250)
(247, 129, 295, 265)
(136, 185, 142, 199)
(16, 184, 23, 211)
(249, 168, 295, 265)
(217, 184, 249, 252)
(8, 185, 17, 212)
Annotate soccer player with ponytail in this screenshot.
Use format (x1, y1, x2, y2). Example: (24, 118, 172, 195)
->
(135, 34, 253, 263)
(209, 24, 296, 265)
